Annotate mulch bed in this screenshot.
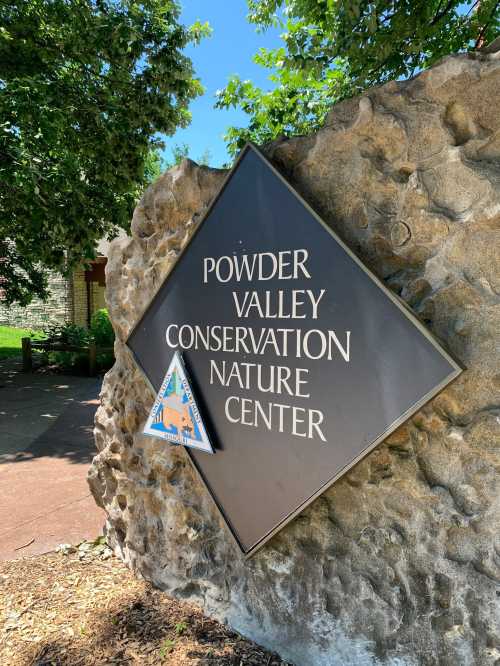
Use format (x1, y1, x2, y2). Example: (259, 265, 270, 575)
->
(0, 545, 289, 665)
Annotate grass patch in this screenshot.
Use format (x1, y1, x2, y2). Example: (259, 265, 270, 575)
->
(0, 326, 41, 359)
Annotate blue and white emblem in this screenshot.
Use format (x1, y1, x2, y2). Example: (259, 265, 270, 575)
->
(143, 351, 214, 453)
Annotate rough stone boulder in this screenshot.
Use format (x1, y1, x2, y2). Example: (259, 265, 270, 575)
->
(88, 51, 500, 666)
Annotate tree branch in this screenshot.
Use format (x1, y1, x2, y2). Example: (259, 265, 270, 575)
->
(430, 0, 455, 25)
(475, 0, 500, 48)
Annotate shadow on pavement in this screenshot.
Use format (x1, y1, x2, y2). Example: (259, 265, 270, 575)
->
(0, 355, 102, 465)
(0, 356, 106, 559)
(2, 394, 99, 465)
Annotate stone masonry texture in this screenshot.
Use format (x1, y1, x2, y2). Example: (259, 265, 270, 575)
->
(88, 52, 500, 666)
(0, 266, 105, 330)
(0, 270, 71, 329)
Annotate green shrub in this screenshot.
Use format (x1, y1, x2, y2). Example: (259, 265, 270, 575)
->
(48, 349, 89, 372)
(43, 321, 90, 346)
(39, 312, 115, 373)
(90, 309, 115, 347)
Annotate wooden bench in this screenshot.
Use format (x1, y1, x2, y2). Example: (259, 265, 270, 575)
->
(22, 338, 113, 376)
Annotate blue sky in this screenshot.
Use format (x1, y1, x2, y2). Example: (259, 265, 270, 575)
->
(167, 2, 476, 167)
(165, 1, 281, 167)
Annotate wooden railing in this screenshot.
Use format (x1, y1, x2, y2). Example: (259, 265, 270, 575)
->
(22, 338, 113, 376)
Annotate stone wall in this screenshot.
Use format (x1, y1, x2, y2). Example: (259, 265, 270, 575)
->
(88, 52, 500, 666)
(0, 265, 108, 331)
(0, 270, 71, 329)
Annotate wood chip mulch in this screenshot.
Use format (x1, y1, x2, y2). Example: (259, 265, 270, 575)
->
(0, 546, 290, 666)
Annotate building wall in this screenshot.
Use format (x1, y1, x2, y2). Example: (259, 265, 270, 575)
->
(91, 281, 106, 313)
(0, 263, 107, 330)
(0, 271, 71, 330)
(71, 266, 107, 327)
(71, 266, 89, 328)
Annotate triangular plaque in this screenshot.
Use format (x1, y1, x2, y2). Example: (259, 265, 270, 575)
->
(143, 351, 214, 453)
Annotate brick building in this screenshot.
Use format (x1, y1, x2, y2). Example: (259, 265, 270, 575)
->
(0, 240, 111, 330)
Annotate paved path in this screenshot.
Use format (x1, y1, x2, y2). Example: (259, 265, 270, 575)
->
(0, 357, 105, 560)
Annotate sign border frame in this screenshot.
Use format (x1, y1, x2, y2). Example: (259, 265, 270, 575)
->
(125, 142, 463, 558)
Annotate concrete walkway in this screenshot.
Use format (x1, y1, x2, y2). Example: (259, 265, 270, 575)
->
(0, 357, 105, 560)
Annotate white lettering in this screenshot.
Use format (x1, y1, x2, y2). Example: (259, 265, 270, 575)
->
(202, 249, 312, 284)
(203, 257, 215, 283)
(165, 324, 178, 348)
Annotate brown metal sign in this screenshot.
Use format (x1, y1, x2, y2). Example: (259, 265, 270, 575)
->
(127, 143, 462, 557)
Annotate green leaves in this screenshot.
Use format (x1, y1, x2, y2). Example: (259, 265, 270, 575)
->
(218, 0, 500, 157)
(174, 620, 188, 636)
(216, 41, 350, 157)
(0, 0, 207, 304)
(189, 19, 212, 45)
(159, 638, 176, 657)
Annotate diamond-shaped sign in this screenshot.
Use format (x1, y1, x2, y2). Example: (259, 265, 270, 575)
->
(127, 143, 461, 556)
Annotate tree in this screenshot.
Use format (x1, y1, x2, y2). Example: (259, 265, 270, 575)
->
(197, 147, 212, 166)
(164, 142, 190, 168)
(144, 149, 165, 185)
(216, 0, 500, 157)
(0, 0, 210, 305)
(162, 143, 213, 169)
(139, 144, 213, 193)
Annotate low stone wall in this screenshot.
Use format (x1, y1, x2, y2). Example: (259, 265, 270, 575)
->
(88, 52, 500, 666)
